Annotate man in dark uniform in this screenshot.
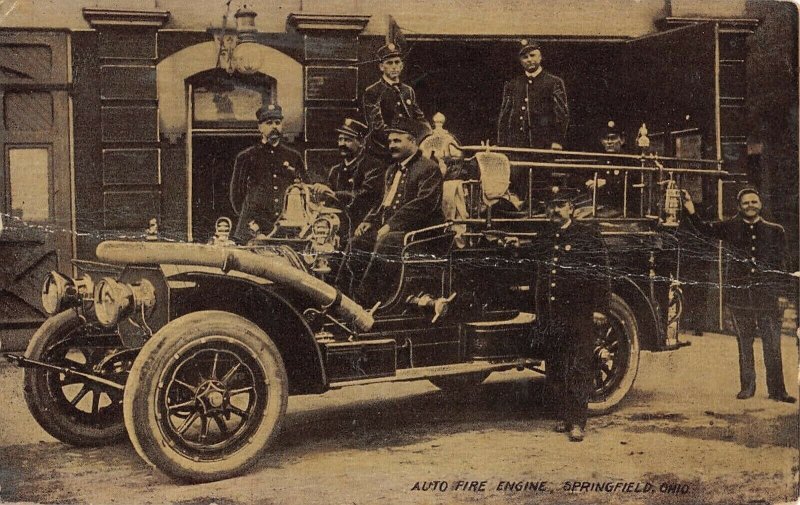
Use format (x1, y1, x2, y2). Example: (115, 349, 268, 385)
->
(229, 104, 305, 242)
(682, 188, 795, 403)
(529, 187, 610, 441)
(349, 117, 444, 305)
(363, 43, 431, 159)
(584, 120, 632, 217)
(310, 118, 386, 237)
(498, 40, 569, 201)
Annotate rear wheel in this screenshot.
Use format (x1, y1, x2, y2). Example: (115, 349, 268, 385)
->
(588, 294, 640, 415)
(430, 372, 490, 391)
(123, 311, 288, 482)
(23, 310, 129, 446)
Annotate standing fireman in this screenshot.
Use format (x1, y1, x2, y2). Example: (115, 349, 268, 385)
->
(229, 104, 305, 242)
(682, 188, 795, 403)
(530, 187, 610, 442)
(363, 43, 431, 158)
(498, 40, 569, 199)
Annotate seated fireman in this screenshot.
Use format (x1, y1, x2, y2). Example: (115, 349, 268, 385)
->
(310, 118, 386, 240)
(229, 104, 306, 243)
(583, 120, 629, 217)
(349, 117, 444, 305)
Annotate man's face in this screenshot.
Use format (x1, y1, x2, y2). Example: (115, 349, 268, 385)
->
(519, 49, 542, 73)
(379, 56, 404, 81)
(337, 134, 363, 160)
(738, 192, 763, 219)
(547, 201, 573, 225)
(601, 134, 625, 153)
(388, 132, 416, 160)
(258, 118, 283, 141)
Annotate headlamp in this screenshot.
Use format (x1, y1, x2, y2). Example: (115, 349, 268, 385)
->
(93, 277, 156, 327)
(41, 272, 94, 315)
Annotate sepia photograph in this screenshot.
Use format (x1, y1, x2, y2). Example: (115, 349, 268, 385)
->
(0, 0, 797, 503)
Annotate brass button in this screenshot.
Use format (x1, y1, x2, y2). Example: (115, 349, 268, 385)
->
(751, 235, 756, 239)
(553, 257, 558, 262)
(554, 245, 560, 250)
(522, 106, 527, 110)
(551, 282, 556, 287)
(550, 296, 555, 301)
(551, 269, 557, 274)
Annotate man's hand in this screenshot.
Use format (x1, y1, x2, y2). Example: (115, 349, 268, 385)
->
(354, 222, 371, 237)
(376, 224, 391, 241)
(586, 178, 607, 190)
(680, 189, 696, 215)
(310, 183, 335, 201)
(593, 312, 608, 326)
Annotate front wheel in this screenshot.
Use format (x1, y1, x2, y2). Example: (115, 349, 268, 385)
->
(123, 311, 288, 482)
(588, 294, 640, 415)
(23, 309, 129, 446)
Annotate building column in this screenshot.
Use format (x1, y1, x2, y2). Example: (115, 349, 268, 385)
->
(83, 8, 170, 235)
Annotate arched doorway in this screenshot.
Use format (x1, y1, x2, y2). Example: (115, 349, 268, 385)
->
(187, 68, 275, 242)
(155, 41, 302, 241)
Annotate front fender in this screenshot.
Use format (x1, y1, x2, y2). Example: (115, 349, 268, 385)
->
(167, 272, 326, 395)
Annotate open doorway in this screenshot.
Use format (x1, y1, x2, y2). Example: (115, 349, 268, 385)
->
(191, 134, 258, 243)
(187, 68, 274, 243)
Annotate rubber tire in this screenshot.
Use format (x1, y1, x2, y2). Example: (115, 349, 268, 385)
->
(588, 294, 641, 415)
(430, 372, 491, 391)
(23, 309, 127, 446)
(123, 311, 288, 483)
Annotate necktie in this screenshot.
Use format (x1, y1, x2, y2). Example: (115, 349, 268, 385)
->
(381, 164, 404, 207)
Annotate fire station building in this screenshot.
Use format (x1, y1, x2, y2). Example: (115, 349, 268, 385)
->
(0, 0, 796, 342)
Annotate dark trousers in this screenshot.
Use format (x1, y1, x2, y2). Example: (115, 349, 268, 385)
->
(347, 228, 406, 306)
(542, 314, 595, 429)
(729, 309, 788, 397)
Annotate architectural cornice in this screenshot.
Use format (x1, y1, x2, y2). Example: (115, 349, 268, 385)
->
(287, 14, 371, 33)
(82, 8, 171, 28)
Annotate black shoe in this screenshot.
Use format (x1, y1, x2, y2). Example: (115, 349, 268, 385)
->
(553, 421, 570, 433)
(768, 394, 797, 403)
(568, 426, 585, 442)
(736, 389, 755, 400)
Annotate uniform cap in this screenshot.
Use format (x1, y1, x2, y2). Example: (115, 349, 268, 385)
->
(385, 117, 425, 140)
(518, 39, 541, 57)
(736, 187, 761, 202)
(256, 104, 283, 122)
(377, 43, 403, 61)
(335, 118, 369, 139)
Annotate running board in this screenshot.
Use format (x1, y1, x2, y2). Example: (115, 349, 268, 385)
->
(327, 358, 540, 389)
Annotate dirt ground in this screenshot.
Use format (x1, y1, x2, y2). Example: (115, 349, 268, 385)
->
(0, 331, 797, 505)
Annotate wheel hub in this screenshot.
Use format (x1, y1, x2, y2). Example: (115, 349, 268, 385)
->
(196, 380, 229, 412)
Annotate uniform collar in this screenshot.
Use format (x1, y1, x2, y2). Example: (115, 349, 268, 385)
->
(525, 67, 543, 79)
(399, 150, 420, 169)
(343, 150, 365, 168)
(382, 76, 402, 87)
